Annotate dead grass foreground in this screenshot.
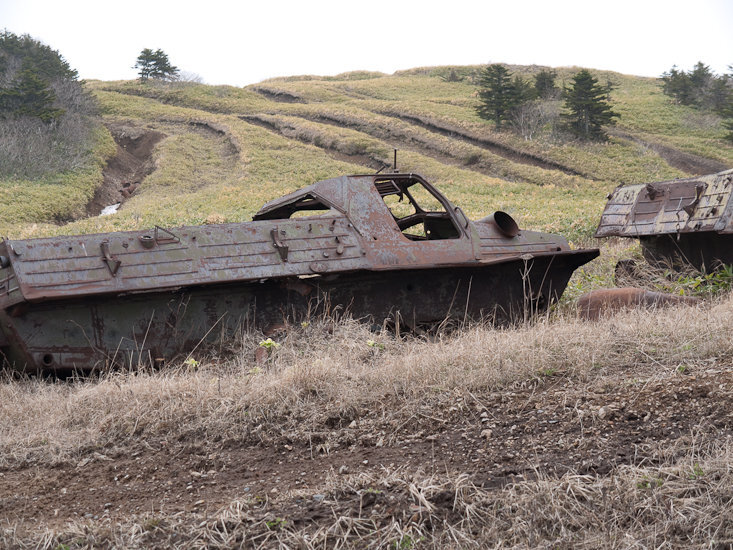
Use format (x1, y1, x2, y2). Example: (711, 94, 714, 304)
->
(2, 437, 732, 549)
(1, 295, 732, 470)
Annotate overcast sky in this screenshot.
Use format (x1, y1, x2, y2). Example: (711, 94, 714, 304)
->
(2, 0, 731, 86)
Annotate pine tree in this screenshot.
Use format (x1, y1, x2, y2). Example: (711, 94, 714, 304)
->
(562, 70, 619, 140)
(134, 48, 156, 81)
(476, 64, 529, 130)
(0, 31, 97, 177)
(723, 109, 733, 143)
(661, 66, 694, 105)
(0, 68, 63, 122)
(707, 78, 732, 113)
(721, 71, 733, 143)
(0, 31, 77, 82)
(0, 32, 74, 124)
(688, 62, 713, 94)
(512, 75, 535, 103)
(134, 48, 179, 81)
(661, 61, 732, 111)
(534, 69, 559, 99)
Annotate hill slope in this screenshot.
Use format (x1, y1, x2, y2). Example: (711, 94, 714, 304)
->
(1, 64, 731, 242)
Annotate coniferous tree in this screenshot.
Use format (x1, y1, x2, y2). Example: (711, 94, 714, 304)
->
(688, 62, 714, 95)
(134, 48, 156, 81)
(721, 68, 733, 143)
(0, 31, 78, 83)
(511, 75, 535, 103)
(150, 49, 178, 80)
(723, 107, 733, 143)
(534, 69, 559, 99)
(0, 68, 63, 122)
(134, 48, 179, 81)
(562, 70, 619, 140)
(661, 66, 694, 105)
(707, 78, 731, 113)
(0, 32, 80, 124)
(661, 61, 732, 112)
(476, 64, 529, 130)
(0, 31, 97, 177)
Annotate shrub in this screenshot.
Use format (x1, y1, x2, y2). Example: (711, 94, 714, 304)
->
(0, 31, 98, 178)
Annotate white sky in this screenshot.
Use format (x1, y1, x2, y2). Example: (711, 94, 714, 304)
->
(1, 0, 731, 86)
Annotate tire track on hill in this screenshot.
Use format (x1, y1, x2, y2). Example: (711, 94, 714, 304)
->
(250, 86, 308, 103)
(99, 87, 587, 185)
(374, 111, 589, 178)
(183, 119, 242, 159)
(284, 110, 589, 186)
(609, 129, 729, 175)
(240, 114, 389, 172)
(293, 111, 507, 179)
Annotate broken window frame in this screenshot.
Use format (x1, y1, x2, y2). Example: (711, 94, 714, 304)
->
(373, 174, 464, 241)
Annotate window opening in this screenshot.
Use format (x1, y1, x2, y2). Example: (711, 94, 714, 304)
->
(376, 177, 460, 241)
(254, 194, 337, 220)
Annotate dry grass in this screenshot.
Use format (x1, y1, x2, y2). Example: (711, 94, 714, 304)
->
(1, 275, 732, 547)
(1, 292, 731, 470)
(2, 436, 731, 548)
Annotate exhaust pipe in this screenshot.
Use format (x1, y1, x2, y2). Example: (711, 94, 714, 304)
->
(479, 211, 519, 238)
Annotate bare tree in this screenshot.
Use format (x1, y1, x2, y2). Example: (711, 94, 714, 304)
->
(510, 99, 560, 141)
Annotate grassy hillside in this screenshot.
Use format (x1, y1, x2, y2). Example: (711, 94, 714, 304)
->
(1, 64, 730, 243)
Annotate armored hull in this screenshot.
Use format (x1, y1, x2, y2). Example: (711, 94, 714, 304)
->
(596, 168, 733, 270)
(0, 172, 598, 373)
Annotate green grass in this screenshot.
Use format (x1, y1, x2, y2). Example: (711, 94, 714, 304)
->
(1, 64, 731, 244)
(0, 125, 116, 237)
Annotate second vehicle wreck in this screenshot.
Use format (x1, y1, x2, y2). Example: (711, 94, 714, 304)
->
(0, 171, 598, 373)
(596, 168, 733, 270)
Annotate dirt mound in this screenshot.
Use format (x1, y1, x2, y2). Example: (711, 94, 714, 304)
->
(86, 124, 166, 216)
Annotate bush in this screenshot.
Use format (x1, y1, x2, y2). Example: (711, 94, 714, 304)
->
(0, 31, 98, 178)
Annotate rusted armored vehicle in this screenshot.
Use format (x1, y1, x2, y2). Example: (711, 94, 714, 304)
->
(596, 168, 733, 270)
(0, 172, 598, 373)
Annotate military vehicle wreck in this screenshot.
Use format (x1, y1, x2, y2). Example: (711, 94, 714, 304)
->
(0, 171, 598, 373)
(596, 168, 733, 270)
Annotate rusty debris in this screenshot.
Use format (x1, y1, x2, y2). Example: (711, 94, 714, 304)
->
(0, 171, 597, 373)
(577, 287, 700, 321)
(596, 168, 733, 269)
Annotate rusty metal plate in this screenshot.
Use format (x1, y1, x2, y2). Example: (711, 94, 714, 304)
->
(596, 169, 733, 238)
(596, 168, 733, 270)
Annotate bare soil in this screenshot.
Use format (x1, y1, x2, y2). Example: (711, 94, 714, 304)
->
(2, 360, 730, 536)
(251, 86, 308, 103)
(85, 123, 165, 216)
